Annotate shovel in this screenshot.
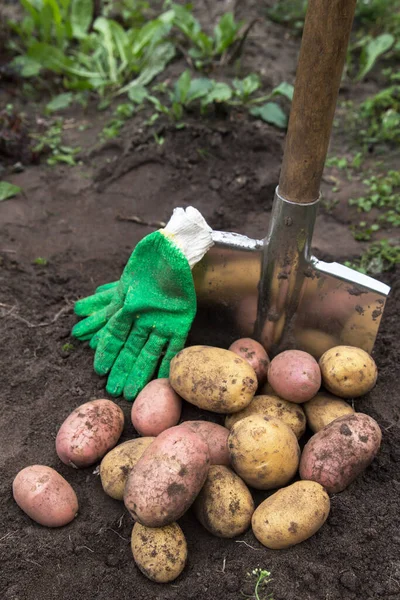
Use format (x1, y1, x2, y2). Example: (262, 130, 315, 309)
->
(192, 0, 390, 358)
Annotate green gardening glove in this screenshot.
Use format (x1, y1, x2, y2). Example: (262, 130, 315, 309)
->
(72, 207, 214, 400)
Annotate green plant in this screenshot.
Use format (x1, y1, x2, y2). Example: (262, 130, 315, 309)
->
(33, 257, 48, 265)
(352, 33, 395, 81)
(349, 170, 400, 228)
(101, 102, 137, 139)
(357, 85, 400, 146)
(345, 239, 400, 274)
(31, 118, 80, 165)
(62, 342, 74, 352)
(244, 568, 274, 600)
(168, 3, 247, 69)
(0, 181, 21, 201)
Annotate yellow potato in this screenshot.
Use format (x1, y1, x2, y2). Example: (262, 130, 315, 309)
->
(252, 480, 330, 549)
(194, 465, 254, 538)
(319, 345, 378, 398)
(100, 438, 155, 500)
(304, 392, 354, 433)
(295, 328, 339, 360)
(228, 415, 300, 490)
(225, 395, 306, 440)
(131, 522, 187, 583)
(169, 346, 257, 413)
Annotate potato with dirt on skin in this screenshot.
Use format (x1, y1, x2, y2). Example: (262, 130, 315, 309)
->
(124, 425, 210, 527)
(131, 522, 187, 583)
(268, 350, 321, 403)
(194, 465, 254, 538)
(252, 480, 330, 549)
(56, 399, 124, 468)
(319, 345, 377, 398)
(228, 415, 300, 490)
(100, 437, 155, 500)
(300, 412, 382, 493)
(225, 395, 306, 440)
(178, 421, 230, 466)
(304, 392, 354, 433)
(169, 345, 257, 414)
(131, 378, 182, 437)
(228, 338, 270, 384)
(13, 465, 78, 527)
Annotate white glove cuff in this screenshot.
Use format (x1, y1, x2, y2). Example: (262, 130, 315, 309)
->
(161, 206, 214, 268)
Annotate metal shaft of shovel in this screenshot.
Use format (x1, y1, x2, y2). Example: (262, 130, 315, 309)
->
(192, 0, 390, 358)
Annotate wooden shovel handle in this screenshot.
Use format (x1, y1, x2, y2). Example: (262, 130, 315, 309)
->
(279, 0, 357, 203)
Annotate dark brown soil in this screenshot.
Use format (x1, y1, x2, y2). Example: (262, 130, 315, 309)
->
(1, 2, 400, 599)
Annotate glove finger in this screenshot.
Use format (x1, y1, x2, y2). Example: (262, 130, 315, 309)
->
(106, 326, 149, 398)
(95, 281, 119, 294)
(74, 287, 116, 317)
(93, 308, 134, 376)
(123, 334, 168, 401)
(72, 295, 123, 340)
(158, 337, 185, 379)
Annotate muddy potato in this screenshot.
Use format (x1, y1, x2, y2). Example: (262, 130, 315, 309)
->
(300, 412, 382, 493)
(124, 426, 210, 527)
(131, 522, 187, 583)
(100, 437, 155, 500)
(194, 465, 254, 538)
(252, 480, 330, 549)
(225, 395, 306, 440)
(228, 338, 270, 385)
(268, 350, 321, 403)
(169, 346, 257, 413)
(131, 379, 182, 437)
(319, 345, 378, 398)
(304, 392, 354, 433)
(56, 399, 124, 468)
(178, 421, 230, 465)
(228, 415, 300, 490)
(13, 465, 78, 527)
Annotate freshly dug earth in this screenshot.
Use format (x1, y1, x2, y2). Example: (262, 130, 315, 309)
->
(1, 3, 400, 599)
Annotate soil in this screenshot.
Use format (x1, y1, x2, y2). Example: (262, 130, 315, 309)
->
(1, 2, 400, 600)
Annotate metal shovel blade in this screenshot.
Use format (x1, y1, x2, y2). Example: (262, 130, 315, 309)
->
(192, 189, 390, 358)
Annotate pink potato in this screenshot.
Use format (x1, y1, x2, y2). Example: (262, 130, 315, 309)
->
(56, 399, 124, 468)
(131, 379, 182, 436)
(268, 350, 321, 403)
(178, 421, 230, 466)
(228, 338, 270, 385)
(300, 413, 382, 493)
(124, 426, 210, 527)
(13, 465, 78, 527)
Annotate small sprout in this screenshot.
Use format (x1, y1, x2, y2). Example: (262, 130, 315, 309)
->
(62, 343, 74, 353)
(33, 257, 48, 266)
(244, 567, 274, 600)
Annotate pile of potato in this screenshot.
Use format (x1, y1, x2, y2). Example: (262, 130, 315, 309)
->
(12, 340, 382, 584)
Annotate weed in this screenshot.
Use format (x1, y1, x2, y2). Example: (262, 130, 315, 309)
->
(31, 118, 80, 165)
(100, 102, 136, 139)
(33, 257, 48, 265)
(62, 342, 74, 352)
(345, 239, 400, 274)
(349, 170, 400, 229)
(357, 85, 400, 147)
(244, 568, 274, 600)
(0, 181, 21, 201)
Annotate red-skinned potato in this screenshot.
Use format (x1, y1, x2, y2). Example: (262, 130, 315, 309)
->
(13, 465, 78, 527)
(131, 379, 182, 437)
(300, 412, 382, 493)
(124, 426, 210, 527)
(228, 338, 270, 384)
(56, 399, 124, 468)
(178, 421, 230, 465)
(268, 350, 321, 403)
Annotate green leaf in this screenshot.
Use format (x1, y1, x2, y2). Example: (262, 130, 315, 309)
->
(214, 13, 241, 54)
(127, 85, 148, 103)
(356, 34, 395, 81)
(204, 82, 232, 104)
(93, 17, 117, 83)
(10, 55, 42, 77)
(46, 92, 73, 113)
(250, 102, 288, 128)
(27, 42, 73, 73)
(233, 74, 260, 98)
(186, 77, 214, 103)
(0, 182, 22, 202)
(270, 81, 294, 101)
(120, 42, 175, 93)
(71, 0, 93, 39)
(174, 70, 192, 104)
